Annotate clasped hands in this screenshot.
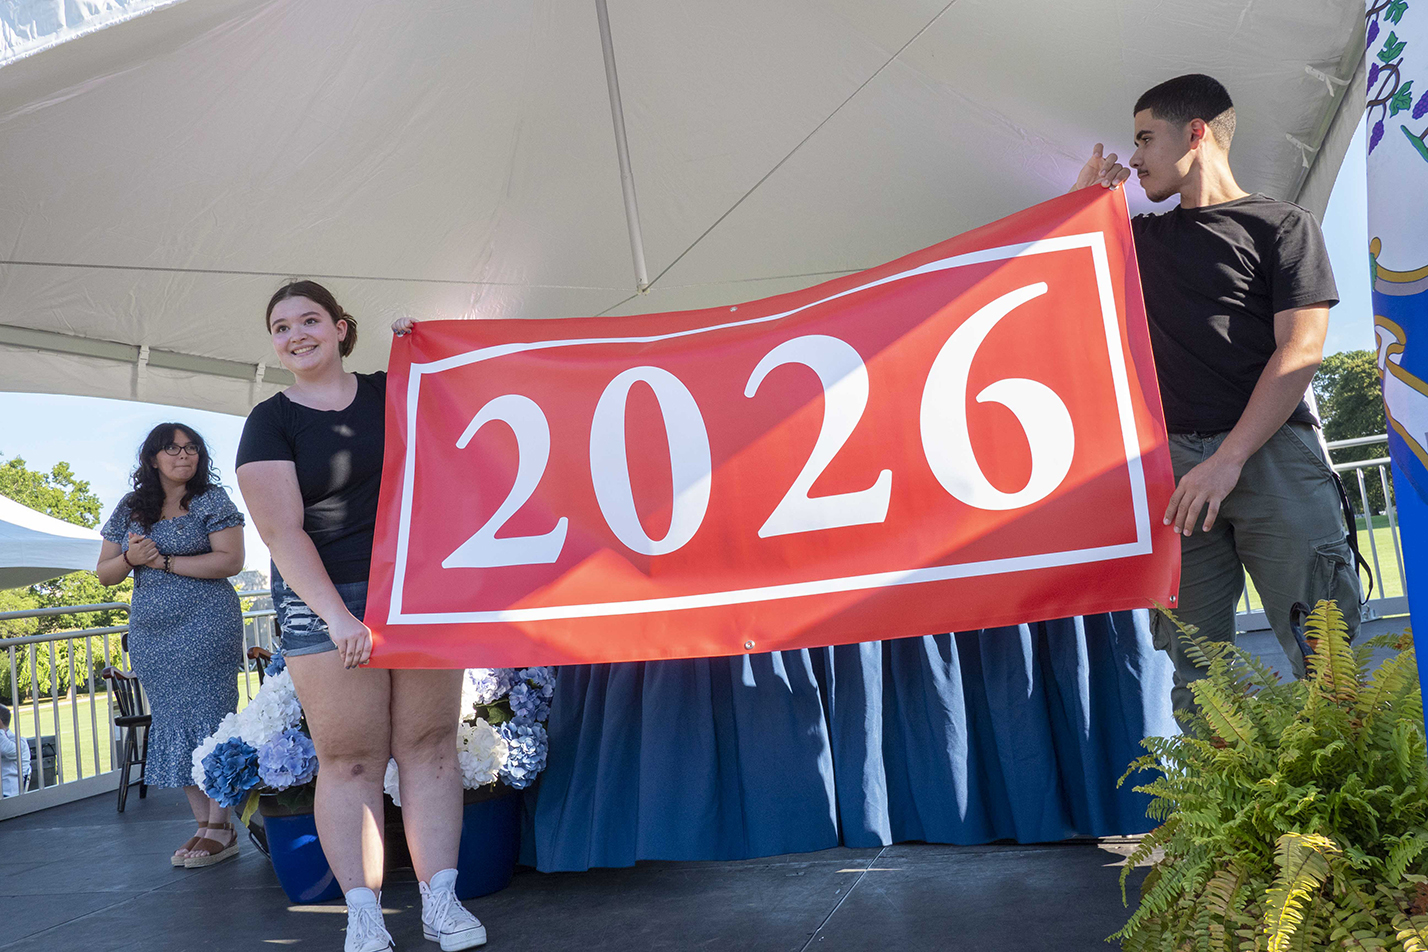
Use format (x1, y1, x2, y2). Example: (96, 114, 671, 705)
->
(126, 532, 166, 570)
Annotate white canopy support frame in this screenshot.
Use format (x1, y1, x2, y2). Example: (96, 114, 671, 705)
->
(1291, 20, 1369, 220)
(0, 0, 1368, 417)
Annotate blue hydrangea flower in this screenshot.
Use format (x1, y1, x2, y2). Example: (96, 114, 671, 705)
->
(498, 721, 548, 790)
(201, 738, 261, 808)
(519, 666, 556, 697)
(466, 668, 517, 706)
(256, 727, 319, 790)
(507, 680, 551, 724)
(264, 648, 286, 679)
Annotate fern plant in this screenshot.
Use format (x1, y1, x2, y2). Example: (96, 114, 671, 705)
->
(1114, 600, 1428, 951)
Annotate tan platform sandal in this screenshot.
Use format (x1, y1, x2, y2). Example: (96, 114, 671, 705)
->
(183, 821, 239, 868)
(171, 833, 204, 867)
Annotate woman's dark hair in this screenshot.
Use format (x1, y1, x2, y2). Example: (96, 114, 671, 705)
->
(265, 280, 358, 358)
(125, 424, 217, 531)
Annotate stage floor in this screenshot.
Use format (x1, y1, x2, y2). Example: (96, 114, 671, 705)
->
(1, 782, 1153, 951)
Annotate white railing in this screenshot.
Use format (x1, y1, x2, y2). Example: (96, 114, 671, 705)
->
(1235, 434, 1408, 631)
(0, 590, 278, 820)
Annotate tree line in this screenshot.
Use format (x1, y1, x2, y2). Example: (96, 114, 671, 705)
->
(1312, 349, 1390, 516)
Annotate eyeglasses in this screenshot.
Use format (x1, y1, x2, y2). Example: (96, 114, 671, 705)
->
(162, 442, 200, 457)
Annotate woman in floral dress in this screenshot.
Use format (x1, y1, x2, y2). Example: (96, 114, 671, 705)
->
(96, 423, 246, 867)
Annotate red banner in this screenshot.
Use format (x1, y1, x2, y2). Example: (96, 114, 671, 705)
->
(368, 188, 1179, 668)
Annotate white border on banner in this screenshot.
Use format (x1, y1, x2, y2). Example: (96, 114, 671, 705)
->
(388, 232, 1151, 625)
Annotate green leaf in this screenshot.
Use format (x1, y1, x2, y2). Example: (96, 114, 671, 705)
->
(1264, 833, 1337, 951)
(1392, 81, 1417, 117)
(1190, 676, 1259, 747)
(1385, 829, 1428, 884)
(1380, 32, 1409, 63)
(1386, 2, 1410, 26)
(1306, 599, 1359, 703)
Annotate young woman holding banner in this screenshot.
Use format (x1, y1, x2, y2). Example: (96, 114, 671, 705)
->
(236, 282, 485, 952)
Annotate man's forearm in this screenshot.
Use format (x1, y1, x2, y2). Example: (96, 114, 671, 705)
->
(1215, 346, 1321, 466)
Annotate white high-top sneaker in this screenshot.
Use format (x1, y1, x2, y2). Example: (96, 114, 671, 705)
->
(344, 889, 396, 952)
(419, 869, 487, 950)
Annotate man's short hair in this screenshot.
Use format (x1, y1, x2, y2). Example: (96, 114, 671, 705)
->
(1134, 73, 1236, 148)
(0, 703, 9, 730)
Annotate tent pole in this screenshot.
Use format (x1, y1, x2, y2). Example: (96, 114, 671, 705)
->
(595, 0, 651, 293)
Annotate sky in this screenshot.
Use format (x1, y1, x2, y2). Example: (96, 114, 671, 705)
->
(0, 117, 1380, 579)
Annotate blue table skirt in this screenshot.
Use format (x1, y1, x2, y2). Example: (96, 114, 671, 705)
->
(527, 610, 1176, 872)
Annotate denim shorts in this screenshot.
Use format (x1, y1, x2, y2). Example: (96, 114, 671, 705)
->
(271, 565, 368, 657)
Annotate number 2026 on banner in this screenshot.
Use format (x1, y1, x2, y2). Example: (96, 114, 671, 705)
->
(368, 189, 1180, 668)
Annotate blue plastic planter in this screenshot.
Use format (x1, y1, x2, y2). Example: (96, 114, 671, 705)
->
(262, 810, 343, 903)
(453, 788, 522, 899)
(260, 788, 521, 904)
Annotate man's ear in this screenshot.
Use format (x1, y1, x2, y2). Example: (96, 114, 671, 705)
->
(1187, 118, 1207, 150)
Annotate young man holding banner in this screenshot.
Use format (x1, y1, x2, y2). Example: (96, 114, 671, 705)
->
(1076, 73, 1361, 714)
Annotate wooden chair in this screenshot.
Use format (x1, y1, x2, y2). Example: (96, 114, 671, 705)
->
(247, 646, 273, 686)
(100, 667, 151, 813)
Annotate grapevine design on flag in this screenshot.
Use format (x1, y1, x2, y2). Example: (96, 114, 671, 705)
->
(1368, 2, 1428, 501)
(1367, 0, 1428, 159)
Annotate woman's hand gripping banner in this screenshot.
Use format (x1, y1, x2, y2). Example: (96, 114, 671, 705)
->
(367, 187, 1180, 667)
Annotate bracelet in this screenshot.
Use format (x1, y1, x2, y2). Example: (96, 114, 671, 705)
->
(122, 550, 135, 569)
(163, 554, 173, 574)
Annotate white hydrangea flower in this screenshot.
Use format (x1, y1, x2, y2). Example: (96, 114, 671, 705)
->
(191, 735, 218, 786)
(384, 718, 509, 800)
(460, 671, 481, 712)
(457, 717, 509, 787)
(234, 671, 303, 747)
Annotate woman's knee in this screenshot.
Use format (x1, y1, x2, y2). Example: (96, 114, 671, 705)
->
(316, 744, 390, 782)
(390, 720, 457, 766)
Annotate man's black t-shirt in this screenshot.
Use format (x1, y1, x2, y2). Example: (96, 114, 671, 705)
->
(236, 372, 386, 584)
(1131, 194, 1338, 434)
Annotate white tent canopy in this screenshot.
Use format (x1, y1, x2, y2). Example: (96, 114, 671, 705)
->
(0, 0, 1366, 417)
(0, 493, 103, 590)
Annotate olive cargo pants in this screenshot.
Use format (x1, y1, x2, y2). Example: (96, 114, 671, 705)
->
(1151, 421, 1362, 715)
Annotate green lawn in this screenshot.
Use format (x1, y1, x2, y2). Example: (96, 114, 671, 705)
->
(1241, 525, 1405, 613)
(14, 670, 264, 787)
(15, 692, 116, 783)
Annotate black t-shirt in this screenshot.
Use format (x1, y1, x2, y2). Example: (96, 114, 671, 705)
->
(1131, 194, 1338, 434)
(236, 372, 386, 584)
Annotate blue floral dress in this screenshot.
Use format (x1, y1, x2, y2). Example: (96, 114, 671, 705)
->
(101, 488, 246, 788)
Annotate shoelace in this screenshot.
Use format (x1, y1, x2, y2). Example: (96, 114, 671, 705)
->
(424, 884, 458, 929)
(349, 904, 390, 947)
